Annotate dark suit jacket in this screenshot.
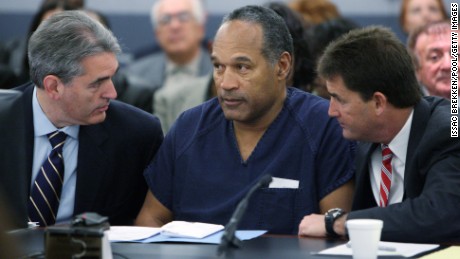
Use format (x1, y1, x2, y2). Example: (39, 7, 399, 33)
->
(0, 83, 163, 228)
(348, 97, 460, 243)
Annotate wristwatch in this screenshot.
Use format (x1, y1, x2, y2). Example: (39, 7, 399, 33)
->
(324, 208, 345, 238)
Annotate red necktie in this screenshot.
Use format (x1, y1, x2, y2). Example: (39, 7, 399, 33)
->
(379, 144, 393, 207)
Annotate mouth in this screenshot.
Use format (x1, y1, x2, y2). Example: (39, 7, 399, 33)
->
(222, 98, 243, 107)
(337, 121, 345, 128)
(95, 103, 110, 113)
(437, 77, 450, 84)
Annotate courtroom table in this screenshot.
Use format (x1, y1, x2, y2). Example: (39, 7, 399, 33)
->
(10, 228, 425, 258)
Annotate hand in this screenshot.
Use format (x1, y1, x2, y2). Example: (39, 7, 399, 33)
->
(298, 214, 327, 237)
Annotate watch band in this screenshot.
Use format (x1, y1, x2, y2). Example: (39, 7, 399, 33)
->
(325, 208, 345, 237)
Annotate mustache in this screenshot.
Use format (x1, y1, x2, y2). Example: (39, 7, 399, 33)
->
(219, 92, 245, 101)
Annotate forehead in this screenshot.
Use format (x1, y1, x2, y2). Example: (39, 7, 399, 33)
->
(213, 21, 263, 56)
(158, 0, 193, 13)
(408, 0, 440, 8)
(416, 30, 450, 50)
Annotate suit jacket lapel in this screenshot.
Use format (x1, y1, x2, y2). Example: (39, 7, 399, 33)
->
(23, 84, 35, 185)
(404, 99, 430, 197)
(352, 142, 379, 210)
(74, 124, 109, 214)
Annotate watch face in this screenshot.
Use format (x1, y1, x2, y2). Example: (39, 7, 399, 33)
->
(328, 208, 343, 219)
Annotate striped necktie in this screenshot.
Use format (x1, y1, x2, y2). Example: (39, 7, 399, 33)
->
(28, 131, 67, 226)
(379, 144, 393, 207)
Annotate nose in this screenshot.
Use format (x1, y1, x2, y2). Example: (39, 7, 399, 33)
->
(103, 80, 118, 100)
(328, 98, 339, 118)
(440, 52, 451, 70)
(169, 16, 183, 29)
(218, 70, 238, 91)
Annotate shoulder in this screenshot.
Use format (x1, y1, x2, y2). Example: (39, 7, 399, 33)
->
(418, 97, 451, 139)
(173, 98, 222, 132)
(413, 97, 460, 155)
(166, 98, 223, 146)
(285, 87, 338, 135)
(105, 100, 162, 134)
(12, 82, 34, 93)
(285, 87, 330, 119)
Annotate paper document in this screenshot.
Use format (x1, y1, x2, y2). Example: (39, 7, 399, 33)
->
(419, 246, 460, 259)
(108, 225, 266, 244)
(160, 221, 224, 239)
(108, 226, 161, 242)
(318, 241, 439, 257)
(140, 230, 267, 244)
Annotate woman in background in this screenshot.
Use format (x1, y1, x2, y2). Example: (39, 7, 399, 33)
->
(399, 0, 448, 34)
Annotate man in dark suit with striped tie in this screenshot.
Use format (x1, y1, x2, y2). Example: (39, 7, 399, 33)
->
(298, 26, 460, 243)
(0, 11, 163, 229)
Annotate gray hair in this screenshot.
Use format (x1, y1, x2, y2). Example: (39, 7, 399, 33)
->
(407, 20, 450, 70)
(150, 0, 206, 27)
(28, 10, 121, 88)
(222, 5, 293, 66)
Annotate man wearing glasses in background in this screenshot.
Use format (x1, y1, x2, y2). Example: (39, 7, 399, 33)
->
(123, 0, 213, 131)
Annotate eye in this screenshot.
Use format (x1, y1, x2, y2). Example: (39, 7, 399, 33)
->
(428, 5, 440, 14)
(409, 6, 421, 15)
(236, 64, 249, 73)
(428, 53, 440, 62)
(213, 63, 224, 73)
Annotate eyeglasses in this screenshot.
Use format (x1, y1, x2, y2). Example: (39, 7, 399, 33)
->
(157, 11, 194, 26)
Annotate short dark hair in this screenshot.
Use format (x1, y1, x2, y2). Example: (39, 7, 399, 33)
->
(222, 5, 293, 66)
(318, 26, 422, 108)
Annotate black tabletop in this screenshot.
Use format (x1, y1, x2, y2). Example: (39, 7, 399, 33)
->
(9, 228, 432, 259)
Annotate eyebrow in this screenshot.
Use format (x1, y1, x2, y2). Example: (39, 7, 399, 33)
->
(89, 76, 111, 86)
(329, 92, 339, 99)
(234, 56, 252, 63)
(210, 55, 254, 65)
(89, 67, 119, 85)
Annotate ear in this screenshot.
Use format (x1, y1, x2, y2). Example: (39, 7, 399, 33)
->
(372, 91, 388, 116)
(276, 51, 292, 80)
(42, 75, 64, 100)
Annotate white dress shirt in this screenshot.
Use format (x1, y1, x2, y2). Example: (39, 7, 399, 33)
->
(369, 110, 414, 205)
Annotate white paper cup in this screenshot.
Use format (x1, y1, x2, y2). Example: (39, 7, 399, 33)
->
(346, 219, 383, 259)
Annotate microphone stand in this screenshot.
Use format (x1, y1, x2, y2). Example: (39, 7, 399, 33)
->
(217, 174, 272, 256)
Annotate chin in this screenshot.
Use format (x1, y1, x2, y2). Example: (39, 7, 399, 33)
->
(88, 113, 107, 125)
(342, 131, 358, 141)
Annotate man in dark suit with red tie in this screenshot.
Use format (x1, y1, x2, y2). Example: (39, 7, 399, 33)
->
(0, 11, 163, 229)
(298, 26, 460, 243)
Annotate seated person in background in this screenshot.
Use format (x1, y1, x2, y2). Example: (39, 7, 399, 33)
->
(299, 26, 460, 243)
(399, 0, 448, 35)
(135, 5, 356, 235)
(3, 0, 78, 87)
(154, 73, 213, 132)
(407, 21, 452, 99)
(306, 17, 359, 99)
(288, 0, 340, 25)
(0, 11, 163, 228)
(122, 0, 213, 114)
(265, 2, 315, 92)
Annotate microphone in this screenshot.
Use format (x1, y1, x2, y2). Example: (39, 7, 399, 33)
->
(217, 174, 272, 256)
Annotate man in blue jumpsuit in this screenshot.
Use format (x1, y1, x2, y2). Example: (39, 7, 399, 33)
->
(135, 5, 356, 234)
